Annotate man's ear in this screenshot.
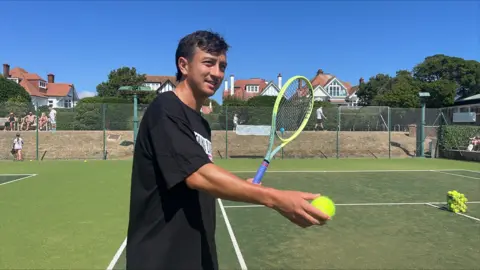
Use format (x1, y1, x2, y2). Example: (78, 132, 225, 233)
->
(177, 56, 189, 78)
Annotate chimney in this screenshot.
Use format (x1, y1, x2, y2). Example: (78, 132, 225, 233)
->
(277, 73, 282, 89)
(3, 64, 10, 78)
(317, 69, 324, 75)
(230, 74, 234, 96)
(359, 77, 364, 84)
(48, 73, 55, 83)
(224, 79, 229, 92)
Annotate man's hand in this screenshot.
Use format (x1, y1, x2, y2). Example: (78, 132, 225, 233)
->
(246, 178, 260, 185)
(270, 190, 330, 228)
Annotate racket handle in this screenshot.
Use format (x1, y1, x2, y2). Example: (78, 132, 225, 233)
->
(252, 159, 269, 184)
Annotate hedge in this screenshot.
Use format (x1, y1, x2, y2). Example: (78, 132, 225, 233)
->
(438, 125, 480, 150)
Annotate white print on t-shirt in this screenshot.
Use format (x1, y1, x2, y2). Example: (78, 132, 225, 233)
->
(194, 131, 213, 161)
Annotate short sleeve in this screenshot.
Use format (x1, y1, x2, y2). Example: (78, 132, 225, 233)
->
(150, 114, 212, 189)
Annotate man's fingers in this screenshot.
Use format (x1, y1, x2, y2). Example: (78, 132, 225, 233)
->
(301, 192, 321, 200)
(304, 203, 331, 221)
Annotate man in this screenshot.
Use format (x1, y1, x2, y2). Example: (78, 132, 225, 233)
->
(315, 106, 327, 131)
(126, 30, 330, 270)
(48, 106, 57, 131)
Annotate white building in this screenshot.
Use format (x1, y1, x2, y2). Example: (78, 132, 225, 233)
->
(2, 63, 78, 109)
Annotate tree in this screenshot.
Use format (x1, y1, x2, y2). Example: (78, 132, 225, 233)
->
(373, 70, 421, 108)
(96, 67, 147, 99)
(0, 77, 31, 104)
(0, 77, 34, 117)
(356, 74, 392, 106)
(413, 54, 480, 99)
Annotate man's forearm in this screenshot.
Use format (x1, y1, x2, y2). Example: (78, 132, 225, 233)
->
(186, 163, 278, 208)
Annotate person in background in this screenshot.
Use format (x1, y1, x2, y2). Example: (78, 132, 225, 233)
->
(48, 106, 57, 131)
(315, 106, 327, 131)
(12, 132, 24, 161)
(25, 111, 36, 130)
(8, 112, 16, 131)
(39, 112, 48, 131)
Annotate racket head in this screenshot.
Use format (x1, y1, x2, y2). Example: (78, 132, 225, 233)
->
(272, 76, 315, 143)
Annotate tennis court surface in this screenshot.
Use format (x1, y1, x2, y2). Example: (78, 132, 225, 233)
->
(0, 158, 479, 269)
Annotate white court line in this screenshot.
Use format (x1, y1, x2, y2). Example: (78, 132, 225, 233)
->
(425, 203, 480, 222)
(106, 237, 127, 270)
(433, 171, 480, 180)
(230, 169, 470, 173)
(218, 199, 248, 270)
(223, 201, 480, 209)
(0, 174, 37, 187)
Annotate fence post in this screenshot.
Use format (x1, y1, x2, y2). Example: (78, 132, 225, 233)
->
(336, 106, 341, 159)
(388, 106, 391, 159)
(103, 103, 106, 160)
(35, 102, 39, 161)
(225, 105, 228, 159)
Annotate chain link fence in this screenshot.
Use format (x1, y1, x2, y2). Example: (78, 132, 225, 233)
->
(1, 101, 478, 161)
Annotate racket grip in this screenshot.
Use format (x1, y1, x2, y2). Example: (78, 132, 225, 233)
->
(252, 159, 269, 184)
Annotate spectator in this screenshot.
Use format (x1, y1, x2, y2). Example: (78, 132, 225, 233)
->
(233, 113, 238, 131)
(24, 111, 36, 130)
(8, 112, 16, 131)
(48, 106, 57, 131)
(12, 132, 24, 161)
(39, 112, 48, 131)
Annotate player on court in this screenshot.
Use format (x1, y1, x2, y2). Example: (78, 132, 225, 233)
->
(315, 106, 327, 131)
(126, 30, 330, 270)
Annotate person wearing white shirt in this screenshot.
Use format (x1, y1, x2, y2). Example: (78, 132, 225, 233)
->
(48, 106, 57, 131)
(12, 132, 24, 161)
(315, 106, 327, 131)
(233, 113, 238, 131)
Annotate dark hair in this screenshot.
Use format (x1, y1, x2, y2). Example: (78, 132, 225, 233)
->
(175, 30, 230, 82)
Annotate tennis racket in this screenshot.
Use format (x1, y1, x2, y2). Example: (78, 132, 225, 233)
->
(252, 76, 315, 184)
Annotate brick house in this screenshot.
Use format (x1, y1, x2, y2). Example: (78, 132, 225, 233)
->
(2, 63, 78, 109)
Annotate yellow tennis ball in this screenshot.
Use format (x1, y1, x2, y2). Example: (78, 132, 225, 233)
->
(311, 196, 336, 217)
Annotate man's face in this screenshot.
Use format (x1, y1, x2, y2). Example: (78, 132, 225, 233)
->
(181, 47, 227, 97)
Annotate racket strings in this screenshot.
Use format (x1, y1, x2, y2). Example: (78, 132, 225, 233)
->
(275, 78, 313, 140)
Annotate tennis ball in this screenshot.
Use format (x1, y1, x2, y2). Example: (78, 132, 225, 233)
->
(311, 196, 336, 218)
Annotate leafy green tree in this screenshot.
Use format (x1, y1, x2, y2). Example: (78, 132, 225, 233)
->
(413, 54, 480, 99)
(96, 67, 147, 99)
(373, 70, 421, 108)
(356, 74, 392, 106)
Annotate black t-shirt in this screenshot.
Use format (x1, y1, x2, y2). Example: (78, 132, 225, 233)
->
(126, 91, 216, 270)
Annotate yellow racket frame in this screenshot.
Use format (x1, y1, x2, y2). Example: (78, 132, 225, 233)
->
(252, 75, 314, 184)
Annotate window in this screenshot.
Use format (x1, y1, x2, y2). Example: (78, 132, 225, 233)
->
(39, 81, 47, 89)
(246, 85, 259, 93)
(64, 99, 72, 108)
(328, 81, 346, 97)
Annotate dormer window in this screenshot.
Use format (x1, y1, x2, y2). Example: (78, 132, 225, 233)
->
(246, 85, 259, 93)
(39, 81, 47, 89)
(327, 81, 346, 97)
(7, 77, 19, 84)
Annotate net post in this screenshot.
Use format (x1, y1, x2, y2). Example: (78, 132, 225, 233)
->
(388, 106, 391, 159)
(336, 106, 340, 159)
(225, 105, 228, 159)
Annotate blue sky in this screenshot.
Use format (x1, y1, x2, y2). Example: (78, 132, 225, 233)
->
(1, 1, 478, 104)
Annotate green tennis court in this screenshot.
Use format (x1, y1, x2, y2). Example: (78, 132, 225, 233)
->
(0, 158, 479, 269)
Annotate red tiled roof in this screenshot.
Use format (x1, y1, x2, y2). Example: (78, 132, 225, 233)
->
(47, 83, 72, 96)
(222, 78, 268, 100)
(8, 66, 73, 97)
(310, 69, 355, 96)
